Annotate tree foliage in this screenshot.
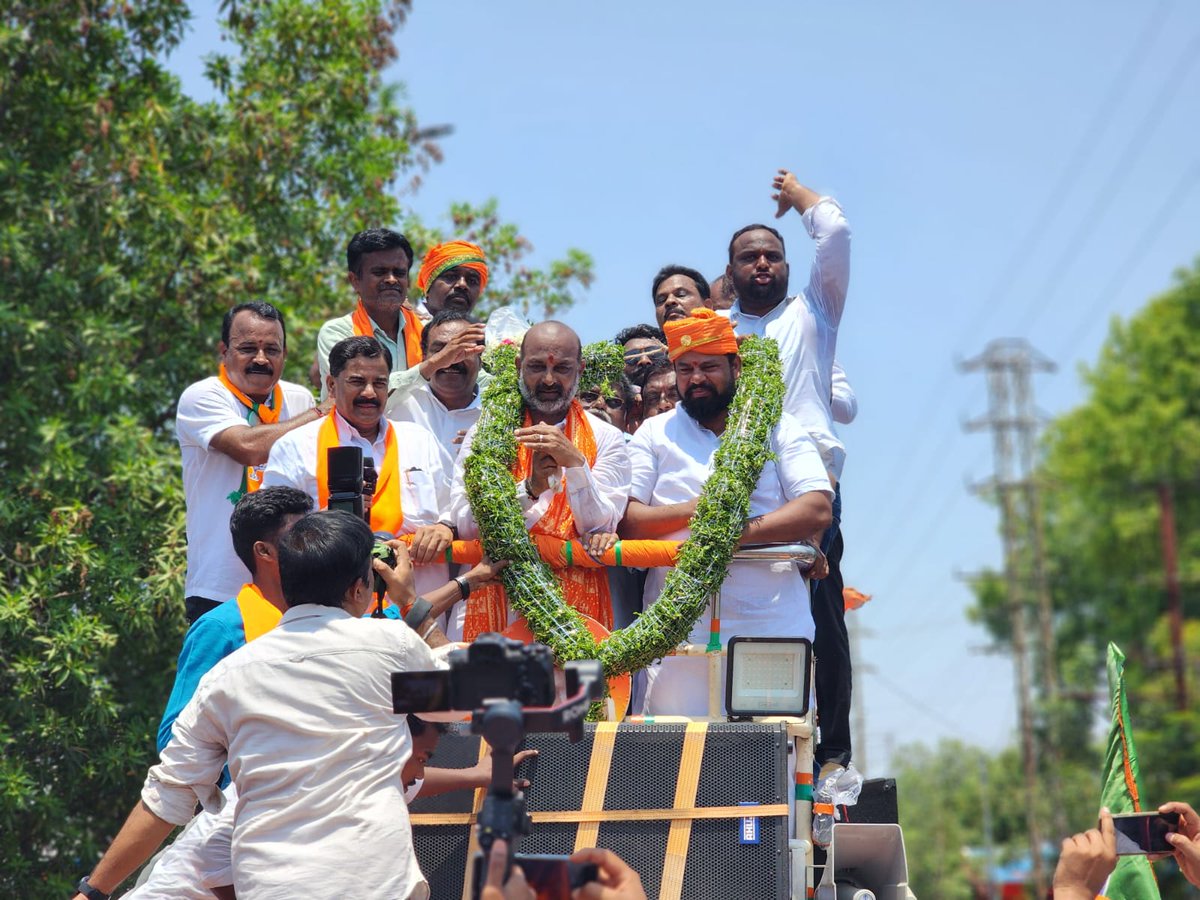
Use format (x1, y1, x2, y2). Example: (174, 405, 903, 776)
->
(0, 1, 590, 893)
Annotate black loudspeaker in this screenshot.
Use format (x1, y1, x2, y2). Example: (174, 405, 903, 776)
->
(410, 722, 792, 900)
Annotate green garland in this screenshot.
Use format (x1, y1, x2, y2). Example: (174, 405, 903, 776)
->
(464, 336, 785, 677)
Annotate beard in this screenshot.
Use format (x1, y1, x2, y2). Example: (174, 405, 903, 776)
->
(733, 273, 787, 308)
(680, 380, 737, 421)
(519, 374, 579, 419)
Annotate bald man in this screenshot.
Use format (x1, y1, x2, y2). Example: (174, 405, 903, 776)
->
(448, 322, 632, 638)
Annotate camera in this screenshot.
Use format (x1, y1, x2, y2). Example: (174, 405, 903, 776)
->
(392, 633, 557, 714)
(393, 635, 604, 899)
(326, 445, 366, 520)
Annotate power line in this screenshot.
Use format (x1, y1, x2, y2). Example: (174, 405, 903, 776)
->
(951, 1, 1175, 348)
(1014, 31, 1200, 335)
(1053, 162, 1200, 364)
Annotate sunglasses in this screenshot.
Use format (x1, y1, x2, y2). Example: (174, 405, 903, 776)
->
(623, 348, 668, 364)
(579, 391, 625, 410)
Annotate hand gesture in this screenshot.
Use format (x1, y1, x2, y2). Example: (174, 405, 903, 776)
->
(481, 839, 534, 900)
(419, 322, 487, 381)
(582, 531, 618, 563)
(1051, 808, 1117, 900)
(569, 847, 647, 899)
(1161, 801, 1200, 887)
(371, 539, 416, 609)
(409, 523, 454, 564)
(515, 423, 587, 470)
(772, 168, 819, 218)
(465, 557, 511, 589)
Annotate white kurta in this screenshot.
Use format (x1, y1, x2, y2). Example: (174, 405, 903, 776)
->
(175, 377, 315, 603)
(391, 383, 481, 463)
(262, 411, 451, 595)
(448, 411, 632, 539)
(141, 606, 445, 900)
(627, 407, 832, 717)
(728, 196, 851, 478)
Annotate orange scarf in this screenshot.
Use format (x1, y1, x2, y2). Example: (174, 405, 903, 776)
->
(218, 363, 282, 500)
(235, 582, 283, 642)
(314, 411, 403, 534)
(463, 401, 612, 639)
(351, 300, 424, 368)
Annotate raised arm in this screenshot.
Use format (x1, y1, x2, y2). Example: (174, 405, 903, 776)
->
(773, 168, 850, 325)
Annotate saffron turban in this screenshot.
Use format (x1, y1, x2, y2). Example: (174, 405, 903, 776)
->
(416, 240, 489, 294)
(664, 307, 739, 361)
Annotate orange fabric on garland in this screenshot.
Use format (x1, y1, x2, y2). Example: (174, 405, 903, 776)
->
(351, 300, 424, 369)
(462, 401, 613, 639)
(314, 412, 404, 534)
(401, 535, 682, 569)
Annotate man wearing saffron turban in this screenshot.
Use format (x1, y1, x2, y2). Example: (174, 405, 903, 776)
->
(316, 229, 487, 417)
(621, 308, 833, 716)
(415, 239, 489, 318)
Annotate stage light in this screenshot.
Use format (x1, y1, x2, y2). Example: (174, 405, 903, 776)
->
(725, 636, 812, 719)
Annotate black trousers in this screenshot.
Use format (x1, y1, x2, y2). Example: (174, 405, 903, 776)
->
(812, 516, 852, 768)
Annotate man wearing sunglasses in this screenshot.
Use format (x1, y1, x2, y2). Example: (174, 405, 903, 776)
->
(614, 323, 667, 387)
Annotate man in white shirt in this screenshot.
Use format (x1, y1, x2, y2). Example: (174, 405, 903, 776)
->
(176, 301, 328, 622)
(263, 336, 455, 599)
(725, 168, 851, 481)
(316, 229, 487, 416)
(650, 264, 712, 329)
(72, 509, 447, 900)
(621, 309, 833, 716)
(449, 321, 632, 636)
(392, 310, 485, 453)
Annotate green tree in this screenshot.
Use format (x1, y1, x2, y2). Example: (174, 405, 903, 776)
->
(0, 1, 589, 893)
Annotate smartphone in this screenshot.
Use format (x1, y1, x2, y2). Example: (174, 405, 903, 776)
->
(471, 852, 599, 900)
(1111, 811, 1179, 856)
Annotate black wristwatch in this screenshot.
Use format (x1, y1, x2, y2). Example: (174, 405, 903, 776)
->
(402, 596, 433, 630)
(75, 877, 110, 900)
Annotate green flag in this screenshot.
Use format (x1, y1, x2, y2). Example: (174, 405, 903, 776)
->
(1100, 642, 1160, 899)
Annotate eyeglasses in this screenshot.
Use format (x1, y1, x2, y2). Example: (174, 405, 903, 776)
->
(579, 390, 625, 410)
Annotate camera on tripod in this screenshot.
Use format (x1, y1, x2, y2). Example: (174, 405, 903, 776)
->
(393, 634, 605, 898)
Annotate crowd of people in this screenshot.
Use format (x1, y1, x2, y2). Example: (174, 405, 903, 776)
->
(73, 170, 854, 898)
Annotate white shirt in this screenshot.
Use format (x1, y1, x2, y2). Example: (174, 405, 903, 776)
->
(261, 411, 451, 593)
(628, 406, 833, 644)
(392, 383, 482, 462)
(175, 377, 315, 602)
(141, 605, 445, 900)
(729, 196, 851, 478)
(449, 410, 632, 539)
(124, 786, 236, 899)
(830, 359, 857, 426)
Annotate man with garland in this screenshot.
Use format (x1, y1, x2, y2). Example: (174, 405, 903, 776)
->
(176, 302, 329, 624)
(449, 321, 632, 638)
(621, 309, 833, 716)
(316, 229, 488, 416)
(726, 168, 853, 767)
(263, 336, 457, 601)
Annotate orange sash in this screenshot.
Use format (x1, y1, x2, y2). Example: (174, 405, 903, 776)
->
(235, 582, 283, 642)
(351, 300, 424, 367)
(463, 401, 613, 639)
(314, 411, 403, 534)
(218, 363, 282, 499)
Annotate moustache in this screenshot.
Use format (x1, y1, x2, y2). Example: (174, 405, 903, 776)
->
(438, 362, 468, 376)
(246, 364, 273, 375)
(353, 399, 380, 408)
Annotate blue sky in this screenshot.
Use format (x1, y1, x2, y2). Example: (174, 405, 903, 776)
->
(171, 1, 1200, 773)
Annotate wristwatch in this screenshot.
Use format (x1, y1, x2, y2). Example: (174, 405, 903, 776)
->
(75, 877, 110, 900)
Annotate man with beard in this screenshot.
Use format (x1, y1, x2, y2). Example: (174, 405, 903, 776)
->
(263, 336, 458, 599)
(449, 321, 632, 638)
(726, 168, 853, 768)
(316, 229, 487, 417)
(621, 309, 832, 716)
(614, 323, 667, 387)
(175, 302, 329, 623)
(413, 240, 489, 318)
(650, 264, 711, 330)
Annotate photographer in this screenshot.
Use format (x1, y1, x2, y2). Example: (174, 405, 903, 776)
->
(73, 510, 453, 900)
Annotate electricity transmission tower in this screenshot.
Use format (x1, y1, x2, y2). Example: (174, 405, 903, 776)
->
(961, 338, 1057, 896)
